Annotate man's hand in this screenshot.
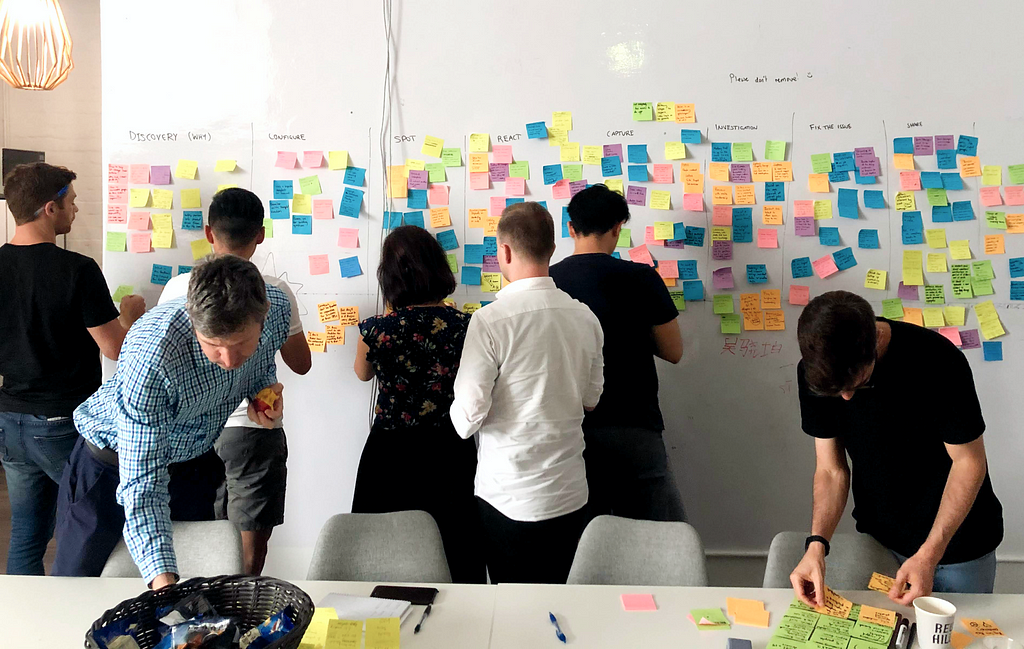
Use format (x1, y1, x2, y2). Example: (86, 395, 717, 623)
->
(790, 545, 827, 607)
(247, 383, 284, 428)
(119, 294, 146, 325)
(149, 572, 177, 590)
(890, 552, 936, 605)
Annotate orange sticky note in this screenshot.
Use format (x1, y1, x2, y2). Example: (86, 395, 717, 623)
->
(735, 609, 770, 628)
(1006, 213, 1024, 233)
(950, 631, 973, 649)
(317, 300, 340, 323)
(764, 309, 785, 331)
(808, 174, 830, 193)
(739, 294, 759, 312)
(743, 309, 764, 331)
(961, 619, 1005, 638)
(430, 207, 451, 228)
(735, 185, 755, 205)
(760, 289, 781, 310)
(762, 205, 783, 224)
(903, 307, 924, 326)
(893, 153, 915, 170)
(751, 162, 773, 182)
(306, 331, 326, 353)
(772, 161, 793, 182)
(674, 103, 696, 123)
(468, 208, 487, 228)
(959, 156, 982, 178)
(325, 324, 345, 345)
(859, 605, 898, 628)
(709, 162, 730, 182)
(337, 306, 360, 326)
(683, 171, 704, 193)
(712, 185, 733, 205)
(984, 235, 1005, 255)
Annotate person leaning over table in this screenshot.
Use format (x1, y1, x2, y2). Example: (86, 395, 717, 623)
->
(53, 254, 291, 588)
(789, 290, 1003, 607)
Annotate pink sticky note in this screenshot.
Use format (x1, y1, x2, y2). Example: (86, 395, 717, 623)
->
(302, 151, 323, 168)
(275, 151, 297, 169)
(107, 205, 128, 224)
(470, 172, 490, 190)
(645, 226, 665, 247)
(713, 267, 734, 289)
(939, 327, 962, 347)
(129, 164, 150, 184)
(128, 232, 151, 253)
(552, 179, 571, 199)
(789, 285, 810, 305)
(109, 185, 129, 204)
(979, 186, 1003, 206)
(489, 196, 507, 216)
(128, 212, 150, 230)
(313, 199, 334, 220)
(683, 193, 703, 211)
(757, 228, 778, 249)
(712, 205, 732, 226)
(1005, 186, 1024, 206)
(899, 171, 921, 191)
(794, 216, 815, 236)
(492, 145, 513, 164)
(794, 200, 814, 217)
(812, 255, 839, 279)
(337, 228, 359, 248)
(150, 165, 172, 185)
(428, 184, 450, 205)
(408, 170, 428, 190)
(658, 261, 679, 278)
(108, 164, 129, 185)
(308, 254, 330, 275)
(652, 164, 673, 184)
(628, 244, 655, 267)
(506, 177, 526, 196)
(621, 594, 657, 612)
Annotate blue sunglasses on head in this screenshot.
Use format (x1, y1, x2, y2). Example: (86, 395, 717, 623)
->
(33, 184, 70, 216)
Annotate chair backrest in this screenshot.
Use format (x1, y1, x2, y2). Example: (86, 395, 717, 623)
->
(100, 520, 244, 579)
(306, 511, 452, 583)
(567, 515, 708, 586)
(762, 531, 901, 589)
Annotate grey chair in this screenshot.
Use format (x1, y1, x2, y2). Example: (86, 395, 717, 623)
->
(306, 511, 452, 583)
(101, 520, 243, 578)
(567, 515, 709, 586)
(762, 531, 901, 589)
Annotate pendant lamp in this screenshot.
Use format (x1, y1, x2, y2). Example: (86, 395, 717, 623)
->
(0, 0, 73, 90)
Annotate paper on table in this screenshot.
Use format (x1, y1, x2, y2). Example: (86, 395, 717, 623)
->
(318, 594, 413, 624)
(621, 593, 658, 611)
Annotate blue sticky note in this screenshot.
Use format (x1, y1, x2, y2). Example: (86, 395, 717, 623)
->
(292, 214, 312, 235)
(682, 280, 703, 301)
(837, 188, 859, 219)
(462, 266, 482, 285)
(858, 229, 879, 249)
(832, 152, 855, 172)
(920, 172, 943, 189)
(151, 264, 172, 285)
(732, 208, 753, 243)
(384, 211, 403, 229)
(506, 198, 525, 207)
(561, 213, 570, 238)
(483, 236, 497, 256)
(526, 121, 547, 139)
(893, 137, 914, 154)
(746, 264, 768, 284)
(436, 229, 459, 251)
(941, 172, 963, 190)
(481, 300, 493, 306)
(828, 170, 850, 183)
(627, 144, 647, 164)
(854, 168, 876, 184)
(181, 211, 203, 230)
(269, 200, 290, 220)
(901, 212, 923, 245)
(833, 247, 857, 271)
(404, 210, 425, 228)
(465, 244, 484, 265)
(678, 259, 699, 280)
(673, 222, 687, 241)
(983, 341, 1002, 361)
(177, 265, 192, 275)
(957, 135, 979, 157)
(543, 164, 563, 185)
(764, 182, 785, 202)
(679, 129, 702, 144)
(819, 227, 841, 246)
(864, 190, 885, 209)
(684, 226, 705, 247)
(343, 166, 366, 187)
(1010, 257, 1024, 278)
(407, 189, 428, 209)
(937, 149, 957, 170)
(338, 256, 362, 278)
(931, 205, 953, 222)
(792, 257, 813, 279)
(537, 201, 547, 209)
(601, 156, 622, 177)
(273, 180, 293, 199)
(339, 187, 364, 218)
(1011, 281, 1024, 300)
(628, 165, 648, 182)
(952, 201, 974, 222)
(711, 142, 732, 162)
(611, 252, 620, 259)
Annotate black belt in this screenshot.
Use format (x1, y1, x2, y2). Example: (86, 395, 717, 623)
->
(84, 438, 119, 468)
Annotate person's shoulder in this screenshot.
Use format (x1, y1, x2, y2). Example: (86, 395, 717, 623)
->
(264, 274, 296, 298)
(159, 272, 190, 304)
(889, 318, 963, 358)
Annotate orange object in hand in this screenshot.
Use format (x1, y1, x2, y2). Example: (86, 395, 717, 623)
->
(253, 387, 278, 414)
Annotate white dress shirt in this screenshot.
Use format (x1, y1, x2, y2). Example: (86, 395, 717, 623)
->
(450, 276, 604, 522)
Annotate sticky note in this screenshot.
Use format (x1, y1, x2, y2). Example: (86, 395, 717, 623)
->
(632, 102, 654, 121)
(713, 294, 734, 315)
(814, 200, 833, 220)
(129, 188, 150, 208)
(621, 593, 658, 612)
(190, 238, 212, 260)
(339, 187, 364, 218)
(864, 269, 887, 290)
(927, 253, 947, 273)
(651, 191, 671, 210)
(813, 255, 839, 279)
(292, 214, 313, 235)
(983, 342, 1003, 361)
(894, 191, 916, 211)
(858, 229, 879, 249)
(292, 194, 312, 214)
(808, 174, 829, 193)
(950, 240, 972, 260)
(421, 135, 444, 158)
(664, 141, 687, 160)
(893, 153, 914, 170)
(789, 285, 810, 305)
(338, 256, 363, 278)
(881, 299, 904, 320)
(175, 159, 198, 179)
(903, 250, 924, 285)
(105, 231, 127, 252)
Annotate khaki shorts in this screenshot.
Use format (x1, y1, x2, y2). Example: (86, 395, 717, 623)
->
(214, 427, 287, 531)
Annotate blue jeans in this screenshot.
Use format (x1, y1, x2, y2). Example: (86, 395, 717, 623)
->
(892, 550, 998, 594)
(0, 411, 79, 575)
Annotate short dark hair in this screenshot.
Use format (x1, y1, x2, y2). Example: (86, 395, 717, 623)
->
(187, 254, 270, 338)
(208, 188, 265, 248)
(797, 290, 878, 395)
(377, 225, 457, 309)
(2, 162, 76, 225)
(567, 184, 630, 236)
(497, 202, 555, 262)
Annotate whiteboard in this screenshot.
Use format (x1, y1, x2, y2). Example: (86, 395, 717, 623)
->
(101, 0, 1024, 577)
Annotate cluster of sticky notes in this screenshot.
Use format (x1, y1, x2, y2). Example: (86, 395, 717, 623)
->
(689, 608, 730, 630)
(766, 591, 898, 649)
(299, 607, 400, 649)
(727, 598, 769, 628)
(631, 101, 696, 123)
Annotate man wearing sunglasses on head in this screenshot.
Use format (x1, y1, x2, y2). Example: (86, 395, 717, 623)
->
(789, 290, 1002, 607)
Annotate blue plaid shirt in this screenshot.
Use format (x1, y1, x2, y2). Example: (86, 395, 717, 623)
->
(73, 287, 290, 582)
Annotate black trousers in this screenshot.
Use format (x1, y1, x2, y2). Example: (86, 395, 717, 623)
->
(476, 497, 588, 584)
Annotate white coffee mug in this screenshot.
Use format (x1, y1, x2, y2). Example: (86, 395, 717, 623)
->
(914, 596, 957, 649)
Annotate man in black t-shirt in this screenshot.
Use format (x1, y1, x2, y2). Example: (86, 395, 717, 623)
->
(550, 184, 686, 522)
(790, 291, 1002, 606)
(0, 163, 145, 575)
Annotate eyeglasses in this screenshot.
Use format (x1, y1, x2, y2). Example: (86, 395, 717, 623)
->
(32, 185, 70, 217)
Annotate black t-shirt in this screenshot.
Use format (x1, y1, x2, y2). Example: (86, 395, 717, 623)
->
(797, 318, 1002, 564)
(0, 243, 120, 416)
(550, 253, 678, 431)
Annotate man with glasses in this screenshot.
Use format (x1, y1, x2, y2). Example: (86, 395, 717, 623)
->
(789, 291, 1003, 606)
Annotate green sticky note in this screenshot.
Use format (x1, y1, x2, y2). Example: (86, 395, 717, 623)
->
(617, 228, 631, 248)
(766, 638, 808, 649)
(775, 621, 815, 642)
(1008, 163, 1024, 185)
(446, 253, 458, 273)
(713, 294, 734, 314)
(562, 164, 583, 182)
(263, 218, 274, 238)
(111, 284, 134, 303)
(924, 285, 946, 304)
(720, 314, 741, 335)
(926, 188, 948, 206)
(816, 616, 855, 635)
(972, 260, 994, 280)
(972, 277, 994, 296)
(850, 621, 893, 645)
(689, 608, 730, 629)
(765, 140, 787, 161)
(669, 291, 686, 311)
(985, 211, 1007, 229)
(509, 161, 530, 179)
(425, 163, 446, 183)
(632, 102, 654, 121)
(848, 639, 889, 649)
(881, 298, 904, 319)
(788, 599, 818, 614)
(810, 153, 832, 173)
(299, 175, 322, 195)
(810, 627, 851, 649)
(847, 604, 862, 621)
(732, 142, 754, 162)
(440, 148, 462, 167)
(105, 231, 127, 252)
(982, 165, 1002, 186)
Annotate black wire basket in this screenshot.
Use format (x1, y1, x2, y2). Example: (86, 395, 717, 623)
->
(85, 574, 315, 649)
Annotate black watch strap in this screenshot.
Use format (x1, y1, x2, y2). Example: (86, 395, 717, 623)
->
(805, 535, 830, 556)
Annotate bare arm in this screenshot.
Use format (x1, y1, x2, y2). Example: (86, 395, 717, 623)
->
(354, 336, 375, 382)
(652, 318, 683, 363)
(88, 295, 146, 361)
(280, 332, 312, 375)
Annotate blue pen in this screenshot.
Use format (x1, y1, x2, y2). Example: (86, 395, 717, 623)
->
(549, 612, 566, 643)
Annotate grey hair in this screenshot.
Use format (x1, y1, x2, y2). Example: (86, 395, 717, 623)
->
(186, 254, 270, 338)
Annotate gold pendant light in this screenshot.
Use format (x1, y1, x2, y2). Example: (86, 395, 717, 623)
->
(0, 0, 73, 90)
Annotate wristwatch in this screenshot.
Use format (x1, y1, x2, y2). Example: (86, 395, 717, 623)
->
(805, 535, 830, 556)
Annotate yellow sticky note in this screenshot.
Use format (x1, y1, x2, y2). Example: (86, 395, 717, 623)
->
(152, 189, 173, 210)
(982, 165, 1002, 186)
(301, 608, 338, 647)
(175, 159, 198, 179)
(711, 227, 731, 241)
(902, 250, 924, 286)
(606, 178, 624, 195)
(306, 331, 327, 353)
(421, 135, 444, 158)
(664, 141, 687, 160)
(927, 253, 948, 273)
(180, 188, 201, 209)
(923, 307, 945, 328)
(925, 228, 946, 249)
(129, 188, 150, 208)
(552, 111, 572, 131)
(547, 127, 568, 146)
(582, 145, 603, 166)
(405, 158, 426, 172)
(950, 240, 972, 260)
(808, 173, 830, 193)
(214, 159, 236, 172)
(484, 217, 500, 236)
(468, 153, 488, 174)
(813, 200, 832, 220)
(653, 221, 674, 239)
(325, 618, 361, 648)
(365, 617, 400, 649)
(864, 269, 887, 290)
(469, 133, 489, 152)
(151, 213, 173, 232)
(292, 193, 312, 214)
(650, 191, 671, 210)
(190, 238, 213, 260)
(944, 306, 967, 326)
(893, 153, 915, 170)
(709, 162, 730, 182)
(894, 191, 916, 211)
(560, 143, 581, 162)
(151, 229, 173, 249)
(980, 317, 1006, 340)
(655, 101, 675, 121)
(317, 300, 341, 323)
(328, 150, 349, 170)
(481, 272, 502, 293)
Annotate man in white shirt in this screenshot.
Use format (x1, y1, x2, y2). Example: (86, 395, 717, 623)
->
(451, 201, 604, 584)
(158, 188, 311, 575)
